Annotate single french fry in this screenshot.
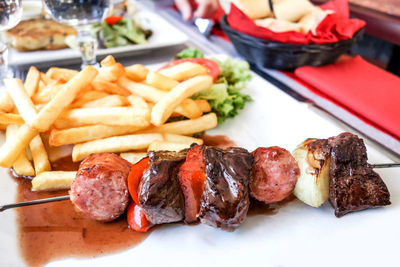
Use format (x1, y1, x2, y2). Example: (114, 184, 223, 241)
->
(195, 99, 211, 112)
(72, 133, 163, 162)
(0, 112, 24, 124)
(118, 76, 165, 103)
(40, 72, 53, 85)
(0, 66, 41, 113)
(174, 98, 203, 119)
(0, 124, 6, 131)
(6, 125, 35, 176)
(100, 55, 117, 67)
(4, 78, 37, 125)
(141, 113, 217, 136)
(151, 75, 212, 126)
(0, 94, 15, 112)
(32, 81, 64, 104)
(32, 66, 98, 132)
(24, 66, 41, 97)
(119, 76, 198, 117)
(159, 62, 208, 81)
(96, 63, 125, 82)
(82, 95, 128, 108)
(49, 125, 145, 146)
(71, 90, 110, 108)
(54, 107, 150, 129)
(120, 152, 147, 164)
(32, 171, 77, 191)
(91, 79, 131, 96)
(0, 124, 38, 168)
(163, 133, 203, 145)
(46, 67, 78, 82)
(126, 95, 149, 110)
(30, 134, 51, 175)
(146, 71, 179, 91)
(38, 80, 45, 92)
(148, 141, 191, 152)
(125, 64, 149, 81)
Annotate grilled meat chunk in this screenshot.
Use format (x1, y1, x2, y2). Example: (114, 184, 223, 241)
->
(199, 147, 253, 231)
(138, 150, 187, 224)
(329, 132, 390, 217)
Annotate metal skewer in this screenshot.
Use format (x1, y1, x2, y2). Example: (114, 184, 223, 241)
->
(1, 163, 399, 212)
(0, 195, 70, 212)
(370, 163, 400, 168)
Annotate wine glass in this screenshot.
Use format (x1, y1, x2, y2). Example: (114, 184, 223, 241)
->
(42, 0, 111, 68)
(0, 0, 22, 79)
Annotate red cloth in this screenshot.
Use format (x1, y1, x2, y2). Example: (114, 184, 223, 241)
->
(226, 0, 365, 44)
(294, 56, 400, 140)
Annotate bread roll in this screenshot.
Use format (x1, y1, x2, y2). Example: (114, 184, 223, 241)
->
(232, 0, 272, 19)
(299, 7, 334, 34)
(255, 18, 302, 33)
(273, 0, 315, 22)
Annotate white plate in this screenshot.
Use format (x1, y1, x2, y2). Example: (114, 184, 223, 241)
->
(0, 66, 399, 267)
(8, 10, 188, 66)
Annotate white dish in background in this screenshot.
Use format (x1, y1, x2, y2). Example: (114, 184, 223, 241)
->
(0, 63, 399, 267)
(8, 10, 188, 66)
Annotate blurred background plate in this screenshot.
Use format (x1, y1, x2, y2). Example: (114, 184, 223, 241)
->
(8, 9, 188, 67)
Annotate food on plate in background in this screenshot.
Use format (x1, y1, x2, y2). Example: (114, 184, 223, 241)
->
(233, 0, 334, 34)
(4, 18, 76, 51)
(91, 16, 152, 48)
(255, 18, 303, 33)
(231, 0, 272, 19)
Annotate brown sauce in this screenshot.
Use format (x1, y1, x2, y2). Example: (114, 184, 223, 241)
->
(200, 134, 237, 149)
(13, 157, 150, 267)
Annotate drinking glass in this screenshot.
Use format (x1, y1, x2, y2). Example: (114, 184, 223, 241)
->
(42, 0, 111, 68)
(0, 0, 22, 79)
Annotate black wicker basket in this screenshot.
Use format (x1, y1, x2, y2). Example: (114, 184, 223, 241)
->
(220, 15, 364, 70)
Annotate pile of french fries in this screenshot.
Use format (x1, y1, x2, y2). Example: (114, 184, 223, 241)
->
(0, 55, 218, 191)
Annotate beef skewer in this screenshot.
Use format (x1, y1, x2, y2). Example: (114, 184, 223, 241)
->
(0, 132, 396, 228)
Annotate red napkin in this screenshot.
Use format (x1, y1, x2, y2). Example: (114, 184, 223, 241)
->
(294, 56, 400, 140)
(226, 0, 365, 44)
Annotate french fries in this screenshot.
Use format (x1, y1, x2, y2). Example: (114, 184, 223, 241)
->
(141, 113, 217, 135)
(120, 152, 147, 164)
(125, 64, 148, 81)
(32, 66, 98, 132)
(151, 75, 212, 126)
(4, 78, 37, 125)
(6, 125, 35, 176)
(29, 135, 51, 175)
(0, 112, 24, 125)
(82, 95, 128, 108)
(0, 55, 221, 192)
(72, 133, 163, 161)
(146, 71, 179, 91)
(54, 107, 150, 128)
(32, 171, 77, 191)
(49, 125, 144, 146)
(159, 62, 208, 81)
(148, 141, 191, 152)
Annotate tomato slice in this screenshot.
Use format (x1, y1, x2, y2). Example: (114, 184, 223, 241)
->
(161, 58, 220, 82)
(127, 202, 153, 232)
(105, 16, 123, 25)
(128, 157, 150, 205)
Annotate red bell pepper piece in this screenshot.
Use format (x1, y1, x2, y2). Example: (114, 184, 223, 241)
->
(127, 202, 153, 232)
(127, 157, 149, 205)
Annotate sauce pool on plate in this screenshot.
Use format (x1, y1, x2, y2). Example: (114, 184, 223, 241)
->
(12, 157, 149, 267)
